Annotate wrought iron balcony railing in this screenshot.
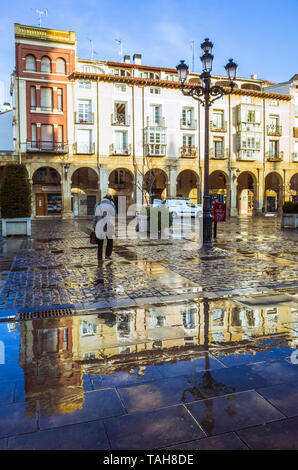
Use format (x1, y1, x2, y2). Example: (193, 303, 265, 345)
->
(210, 147, 228, 159)
(146, 143, 167, 156)
(180, 118, 197, 130)
(266, 151, 284, 162)
(74, 142, 95, 154)
(109, 144, 131, 155)
(267, 124, 282, 136)
(26, 141, 68, 153)
(111, 113, 131, 126)
(75, 112, 94, 124)
(180, 145, 197, 157)
(210, 120, 227, 132)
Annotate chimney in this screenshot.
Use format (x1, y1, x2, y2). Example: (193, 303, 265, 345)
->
(133, 54, 142, 65)
(251, 73, 257, 80)
(124, 55, 130, 64)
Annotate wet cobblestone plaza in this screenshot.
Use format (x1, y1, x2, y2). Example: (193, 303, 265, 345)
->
(0, 216, 297, 449)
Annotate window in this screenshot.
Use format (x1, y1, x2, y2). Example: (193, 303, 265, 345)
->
(269, 99, 279, 107)
(114, 169, 125, 185)
(40, 87, 53, 110)
(239, 134, 260, 149)
(77, 129, 92, 153)
(150, 87, 161, 94)
(183, 134, 194, 147)
(182, 107, 194, 128)
(165, 74, 178, 81)
(77, 100, 92, 122)
(58, 125, 63, 143)
(150, 105, 162, 125)
(31, 124, 37, 146)
(115, 83, 127, 92)
(81, 320, 97, 336)
(269, 140, 278, 158)
(57, 89, 63, 111)
(242, 96, 253, 104)
(41, 56, 51, 73)
(56, 58, 66, 74)
(25, 54, 36, 71)
(115, 131, 128, 152)
(79, 81, 91, 89)
(214, 138, 224, 157)
(112, 68, 130, 77)
(212, 110, 224, 129)
(30, 86, 36, 109)
(114, 102, 128, 124)
(79, 65, 104, 73)
(41, 124, 54, 148)
(140, 71, 159, 80)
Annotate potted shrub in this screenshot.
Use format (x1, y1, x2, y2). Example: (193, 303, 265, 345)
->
(137, 205, 173, 238)
(0, 164, 32, 236)
(281, 201, 298, 229)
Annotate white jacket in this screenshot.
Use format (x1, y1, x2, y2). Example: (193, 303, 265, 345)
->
(94, 199, 116, 239)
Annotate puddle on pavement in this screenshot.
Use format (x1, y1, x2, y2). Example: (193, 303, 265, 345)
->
(0, 295, 297, 419)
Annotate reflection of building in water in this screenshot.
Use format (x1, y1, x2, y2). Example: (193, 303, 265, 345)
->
(72, 299, 298, 363)
(18, 299, 298, 415)
(19, 317, 84, 418)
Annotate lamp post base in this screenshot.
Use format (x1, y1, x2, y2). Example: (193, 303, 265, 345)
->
(203, 212, 213, 243)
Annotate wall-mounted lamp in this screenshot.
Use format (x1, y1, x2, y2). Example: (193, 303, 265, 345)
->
(64, 164, 70, 179)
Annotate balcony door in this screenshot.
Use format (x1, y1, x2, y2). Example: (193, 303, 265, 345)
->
(41, 125, 54, 150)
(150, 105, 162, 125)
(115, 131, 128, 152)
(114, 102, 127, 124)
(78, 100, 92, 122)
(77, 129, 92, 153)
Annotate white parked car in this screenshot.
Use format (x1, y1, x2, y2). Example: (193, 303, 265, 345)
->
(162, 198, 202, 218)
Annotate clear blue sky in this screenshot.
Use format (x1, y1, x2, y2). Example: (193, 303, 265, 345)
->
(0, 0, 297, 104)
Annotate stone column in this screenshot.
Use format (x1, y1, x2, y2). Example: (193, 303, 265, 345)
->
(99, 167, 110, 200)
(167, 164, 178, 198)
(61, 168, 72, 219)
(135, 172, 143, 210)
(257, 169, 265, 215)
(230, 177, 238, 217)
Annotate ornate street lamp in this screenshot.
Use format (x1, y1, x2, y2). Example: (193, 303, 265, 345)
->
(176, 39, 237, 242)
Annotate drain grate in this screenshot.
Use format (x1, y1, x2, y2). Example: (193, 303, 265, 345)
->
(18, 307, 74, 321)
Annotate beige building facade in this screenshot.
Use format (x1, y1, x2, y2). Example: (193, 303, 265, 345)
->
(4, 23, 298, 218)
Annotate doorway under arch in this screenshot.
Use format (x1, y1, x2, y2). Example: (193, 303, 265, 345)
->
(177, 170, 200, 203)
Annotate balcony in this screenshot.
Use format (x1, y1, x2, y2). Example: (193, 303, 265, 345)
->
(75, 112, 94, 124)
(210, 148, 228, 159)
(109, 144, 131, 156)
(266, 151, 284, 162)
(111, 113, 131, 126)
(237, 150, 259, 161)
(146, 144, 167, 156)
(180, 118, 197, 130)
(180, 145, 197, 158)
(26, 141, 68, 153)
(146, 116, 165, 127)
(267, 124, 282, 136)
(74, 142, 95, 154)
(210, 121, 227, 132)
(293, 127, 298, 138)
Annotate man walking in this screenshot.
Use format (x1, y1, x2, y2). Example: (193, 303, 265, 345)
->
(93, 194, 116, 261)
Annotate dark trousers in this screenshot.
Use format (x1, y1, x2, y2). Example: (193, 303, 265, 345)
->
(96, 237, 113, 260)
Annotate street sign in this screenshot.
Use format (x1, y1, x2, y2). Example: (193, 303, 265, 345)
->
(212, 202, 226, 222)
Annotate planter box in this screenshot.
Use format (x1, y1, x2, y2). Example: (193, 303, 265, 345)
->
(281, 213, 298, 229)
(2, 218, 31, 236)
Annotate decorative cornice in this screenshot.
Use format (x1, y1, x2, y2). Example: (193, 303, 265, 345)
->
(70, 72, 291, 100)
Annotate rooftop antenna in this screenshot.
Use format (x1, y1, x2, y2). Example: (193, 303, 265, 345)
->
(89, 40, 97, 61)
(35, 8, 48, 27)
(190, 40, 195, 72)
(115, 39, 123, 62)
